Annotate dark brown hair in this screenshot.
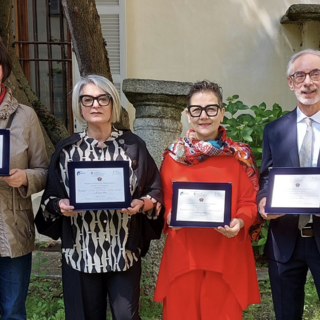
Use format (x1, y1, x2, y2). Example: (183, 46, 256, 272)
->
(187, 80, 223, 107)
(0, 40, 12, 83)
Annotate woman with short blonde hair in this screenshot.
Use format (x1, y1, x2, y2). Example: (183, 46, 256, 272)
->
(37, 74, 164, 320)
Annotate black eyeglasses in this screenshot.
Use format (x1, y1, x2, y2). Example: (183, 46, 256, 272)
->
(290, 69, 320, 84)
(187, 104, 221, 117)
(80, 94, 112, 107)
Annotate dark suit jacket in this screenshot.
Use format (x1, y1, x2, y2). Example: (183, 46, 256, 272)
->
(257, 108, 320, 263)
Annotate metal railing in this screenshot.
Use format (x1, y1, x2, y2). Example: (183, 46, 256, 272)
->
(14, 0, 73, 131)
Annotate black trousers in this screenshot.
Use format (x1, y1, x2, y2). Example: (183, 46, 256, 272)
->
(62, 257, 142, 320)
(268, 234, 320, 320)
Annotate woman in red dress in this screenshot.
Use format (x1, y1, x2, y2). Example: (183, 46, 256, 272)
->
(154, 80, 260, 320)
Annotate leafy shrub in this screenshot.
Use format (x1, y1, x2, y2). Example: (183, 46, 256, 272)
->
(222, 95, 288, 254)
(223, 95, 288, 167)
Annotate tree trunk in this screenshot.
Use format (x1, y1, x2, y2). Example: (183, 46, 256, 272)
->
(61, 0, 129, 130)
(0, 0, 69, 155)
(61, 0, 113, 79)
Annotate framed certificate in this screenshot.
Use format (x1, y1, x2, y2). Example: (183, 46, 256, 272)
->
(266, 167, 320, 214)
(0, 129, 10, 176)
(171, 181, 232, 228)
(68, 161, 131, 210)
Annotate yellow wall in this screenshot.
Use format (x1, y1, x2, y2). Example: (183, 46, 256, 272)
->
(125, 0, 320, 134)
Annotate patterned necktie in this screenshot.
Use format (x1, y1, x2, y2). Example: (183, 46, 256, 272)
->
(298, 118, 313, 230)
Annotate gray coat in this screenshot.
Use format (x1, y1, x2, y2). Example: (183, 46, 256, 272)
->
(0, 87, 48, 257)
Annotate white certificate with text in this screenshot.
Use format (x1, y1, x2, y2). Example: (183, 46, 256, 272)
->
(75, 168, 125, 203)
(176, 189, 225, 223)
(271, 174, 320, 208)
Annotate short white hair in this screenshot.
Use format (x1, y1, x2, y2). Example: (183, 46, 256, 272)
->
(72, 74, 121, 124)
(286, 49, 320, 77)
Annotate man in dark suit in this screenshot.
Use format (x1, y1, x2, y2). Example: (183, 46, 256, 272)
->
(257, 49, 320, 320)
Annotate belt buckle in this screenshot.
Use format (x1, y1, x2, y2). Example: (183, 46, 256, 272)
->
(301, 225, 314, 237)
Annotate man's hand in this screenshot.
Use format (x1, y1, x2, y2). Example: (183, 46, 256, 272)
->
(259, 197, 284, 220)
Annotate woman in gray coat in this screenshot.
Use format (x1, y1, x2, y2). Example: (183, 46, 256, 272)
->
(0, 40, 48, 320)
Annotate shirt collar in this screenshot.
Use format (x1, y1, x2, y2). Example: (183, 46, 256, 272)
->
(296, 107, 320, 124)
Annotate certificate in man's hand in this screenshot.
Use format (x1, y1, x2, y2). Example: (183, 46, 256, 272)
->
(265, 167, 320, 214)
(170, 182, 232, 228)
(68, 161, 131, 210)
(0, 129, 10, 176)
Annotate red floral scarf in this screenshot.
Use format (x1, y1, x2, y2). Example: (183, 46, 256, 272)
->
(165, 126, 262, 241)
(167, 126, 259, 191)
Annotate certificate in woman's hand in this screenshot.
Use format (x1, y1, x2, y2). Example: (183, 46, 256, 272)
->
(0, 129, 10, 176)
(68, 161, 131, 210)
(171, 182, 231, 228)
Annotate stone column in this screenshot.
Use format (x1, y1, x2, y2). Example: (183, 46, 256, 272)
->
(122, 78, 190, 297)
(123, 78, 190, 167)
(280, 5, 320, 49)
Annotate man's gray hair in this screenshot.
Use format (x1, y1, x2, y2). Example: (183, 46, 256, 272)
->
(286, 49, 320, 77)
(72, 74, 121, 125)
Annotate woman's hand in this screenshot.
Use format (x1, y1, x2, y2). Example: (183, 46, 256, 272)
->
(59, 199, 82, 217)
(216, 218, 244, 238)
(166, 211, 181, 230)
(0, 169, 28, 187)
(120, 199, 143, 215)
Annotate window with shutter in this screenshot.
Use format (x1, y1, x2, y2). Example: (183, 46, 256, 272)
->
(97, 0, 126, 103)
(96, 0, 120, 6)
(73, 0, 126, 132)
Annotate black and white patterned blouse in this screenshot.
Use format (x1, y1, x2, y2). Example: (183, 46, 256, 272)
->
(55, 128, 155, 273)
